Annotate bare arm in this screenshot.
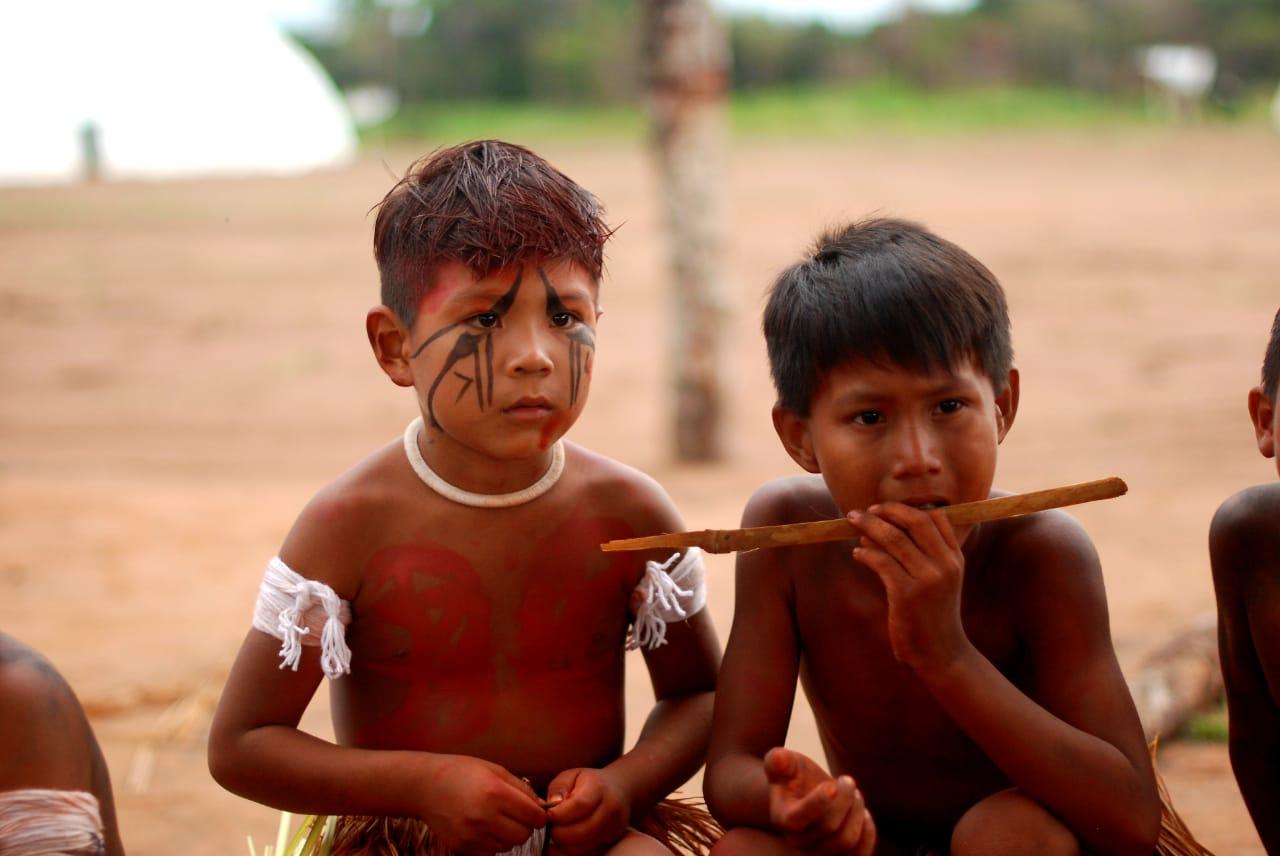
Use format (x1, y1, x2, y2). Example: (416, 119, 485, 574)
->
(207, 494, 545, 850)
(704, 489, 803, 827)
(609, 608, 721, 812)
(545, 489, 722, 850)
(851, 505, 1159, 856)
(1211, 487, 1280, 852)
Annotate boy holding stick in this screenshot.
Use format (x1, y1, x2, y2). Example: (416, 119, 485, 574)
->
(1211, 306, 1280, 853)
(704, 219, 1160, 855)
(208, 140, 720, 855)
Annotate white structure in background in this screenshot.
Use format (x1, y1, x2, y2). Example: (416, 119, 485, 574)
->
(1136, 44, 1217, 121)
(0, 0, 357, 185)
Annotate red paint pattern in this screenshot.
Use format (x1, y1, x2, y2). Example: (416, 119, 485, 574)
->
(512, 516, 636, 731)
(538, 411, 570, 450)
(355, 544, 496, 743)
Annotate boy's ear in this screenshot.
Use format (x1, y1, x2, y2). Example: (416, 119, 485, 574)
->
(1248, 384, 1275, 458)
(772, 405, 819, 473)
(994, 368, 1020, 443)
(366, 305, 415, 388)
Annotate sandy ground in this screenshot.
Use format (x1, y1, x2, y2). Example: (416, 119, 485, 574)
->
(1, 129, 1277, 854)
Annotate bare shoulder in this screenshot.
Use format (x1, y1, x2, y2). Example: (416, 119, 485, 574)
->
(742, 473, 836, 527)
(564, 442, 685, 533)
(277, 438, 416, 596)
(0, 635, 71, 712)
(984, 506, 1104, 599)
(1211, 483, 1280, 560)
(0, 635, 88, 787)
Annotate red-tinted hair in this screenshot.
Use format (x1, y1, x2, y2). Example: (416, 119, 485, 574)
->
(373, 140, 612, 323)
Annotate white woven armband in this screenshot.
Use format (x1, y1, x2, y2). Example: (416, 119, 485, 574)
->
(252, 557, 353, 680)
(627, 547, 707, 651)
(0, 789, 104, 855)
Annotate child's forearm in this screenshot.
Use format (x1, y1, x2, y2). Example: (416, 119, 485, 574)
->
(604, 691, 715, 815)
(920, 647, 1158, 856)
(209, 724, 437, 818)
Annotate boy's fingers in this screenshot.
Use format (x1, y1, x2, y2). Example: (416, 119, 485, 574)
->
(789, 778, 857, 849)
(776, 777, 837, 832)
(850, 509, 926, 576)
(497, 782, 549, 828)
(854, 811, 877, 856)
(547, 781, 602, 825)
(545, 768, 581, 804)
(763, 747, 798, 784)
(929, 508, 962, 553)
(875, 503, 956, 570)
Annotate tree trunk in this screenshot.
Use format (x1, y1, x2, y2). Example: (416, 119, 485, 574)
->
(642, 0, 729, 462)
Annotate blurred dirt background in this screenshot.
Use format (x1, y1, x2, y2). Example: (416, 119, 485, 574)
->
(1, 130, 1276, 853)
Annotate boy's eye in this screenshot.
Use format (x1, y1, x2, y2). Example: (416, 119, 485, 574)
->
(850, 410, 883, 426)
(936, 399, 965, 415)
(472, 313, 500, 329)
(550, 312, 575, 328)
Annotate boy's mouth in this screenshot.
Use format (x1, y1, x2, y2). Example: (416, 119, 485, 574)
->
(900, 497, 950, 510)
(503, 396, 554, 419)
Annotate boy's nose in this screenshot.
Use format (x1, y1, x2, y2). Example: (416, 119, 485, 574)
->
(504, 325, 555, 376)
(890, 420, 942, 479)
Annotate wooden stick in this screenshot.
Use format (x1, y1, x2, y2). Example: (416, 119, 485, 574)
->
(601, 476, 1127, 554)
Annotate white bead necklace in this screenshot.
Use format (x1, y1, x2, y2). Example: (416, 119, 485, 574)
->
(402, 416, 565, 508)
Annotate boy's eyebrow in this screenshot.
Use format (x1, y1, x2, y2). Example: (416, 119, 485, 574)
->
(830, 374, 976, 406)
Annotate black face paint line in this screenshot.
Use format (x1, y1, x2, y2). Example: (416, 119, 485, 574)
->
(538, 267, 596, 406)
(419, 270, 524, 429)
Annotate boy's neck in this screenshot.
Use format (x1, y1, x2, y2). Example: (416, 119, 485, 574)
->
(405, 416, 564, 507)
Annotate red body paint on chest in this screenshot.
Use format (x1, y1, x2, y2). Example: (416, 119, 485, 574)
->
(356, 544, 496, 742)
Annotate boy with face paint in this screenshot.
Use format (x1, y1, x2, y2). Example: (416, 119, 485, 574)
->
(1211, 307, 1280, 853)
(208, 141, 721, 856)
(704, 219, 1161, 855)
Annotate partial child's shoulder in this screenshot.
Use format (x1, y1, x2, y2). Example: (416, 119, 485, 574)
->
(1212, 483, 1280, 554)
(984, 505, 1104, 597)
(278, 439, 414, 592)
(0, 636, 85, 788)
(566, 443, 683, 531)
(1211, 484, 1280, 591)
(742, 474, 836, 527)
(0, 636, 68, 709)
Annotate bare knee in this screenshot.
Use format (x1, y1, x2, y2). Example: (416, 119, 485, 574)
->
(709, 827, 791, 856)
(951, 789, 1080, 856)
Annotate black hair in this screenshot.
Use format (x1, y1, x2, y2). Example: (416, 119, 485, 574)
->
(1263, 306, 1280, 400)
(764, 217, 1013, 415)
(373, 140, 612, 325)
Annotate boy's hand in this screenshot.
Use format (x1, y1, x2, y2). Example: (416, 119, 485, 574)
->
(418, 754, 547, 853)
(545, 767, 631, 855)
(764, 748, 875, 855)
(848, 503, 971, 675)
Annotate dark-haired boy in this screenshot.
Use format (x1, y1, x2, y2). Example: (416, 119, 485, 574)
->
(208, 140, 721, 855)
(1211, 307, 1280, 853)
(704, 219, 1160, 855)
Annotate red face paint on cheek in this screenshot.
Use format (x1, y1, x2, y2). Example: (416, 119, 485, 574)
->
(538, 411, 570, 449)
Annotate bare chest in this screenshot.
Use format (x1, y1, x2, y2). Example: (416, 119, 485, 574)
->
(347, 512, 640, 675)
(792, 553, 1022, 775)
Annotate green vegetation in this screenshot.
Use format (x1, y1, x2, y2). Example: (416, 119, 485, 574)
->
(729, 81, 1158, 136)
(360, 81, 1181, 144)
(1185, 702, 1230, 743)
(300, 0, 1280, 118)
